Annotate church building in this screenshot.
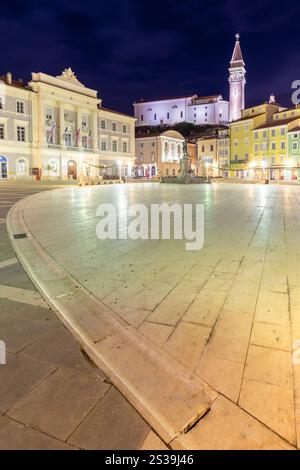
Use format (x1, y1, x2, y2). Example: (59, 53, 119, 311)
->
(133, 35, 246, 128)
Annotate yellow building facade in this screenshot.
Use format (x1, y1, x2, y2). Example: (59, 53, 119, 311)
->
(230, 101, 300, 182)
(229, 101, 283, 179)
(197, 136, 219, 177)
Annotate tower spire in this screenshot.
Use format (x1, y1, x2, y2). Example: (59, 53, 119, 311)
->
(230, 32, 245, 67)
(228, 33, 246, 121)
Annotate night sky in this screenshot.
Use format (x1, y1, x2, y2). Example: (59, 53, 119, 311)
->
(2, 0, 300, 114)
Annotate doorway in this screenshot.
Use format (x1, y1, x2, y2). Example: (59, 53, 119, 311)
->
(0, 156, 8, 179)
(68, 160, 77, 180)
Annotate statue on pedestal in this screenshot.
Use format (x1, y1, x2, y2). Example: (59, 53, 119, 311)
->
(178, 140, 191, 183)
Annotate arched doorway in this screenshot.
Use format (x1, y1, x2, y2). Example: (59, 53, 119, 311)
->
(0, 156, 8, 179)
(16, 158, 29, 178)
(68, 160, 77, 180)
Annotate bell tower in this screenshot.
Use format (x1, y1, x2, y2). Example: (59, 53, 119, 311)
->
(229, 33, 246, 121)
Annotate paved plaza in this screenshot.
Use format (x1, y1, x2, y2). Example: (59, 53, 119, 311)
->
(2, 181, 300, 449)
(0, 182, 165, 450)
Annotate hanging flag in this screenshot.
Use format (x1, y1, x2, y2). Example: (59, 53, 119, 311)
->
(47, 121, 56, 143)
(73, 128, 80, 145)
(86, 130, 92, 148)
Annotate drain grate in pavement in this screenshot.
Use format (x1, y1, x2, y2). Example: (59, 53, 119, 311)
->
(13, 233, 27, 239)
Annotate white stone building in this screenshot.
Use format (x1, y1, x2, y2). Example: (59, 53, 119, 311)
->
(133, 34, 246, 128)
(0, 68, 136, 180)
(133, 94, 229, 127)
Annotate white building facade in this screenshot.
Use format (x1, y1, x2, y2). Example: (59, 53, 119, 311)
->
(133, 34, 246, 128)
(134, 130, 185, 178)
(133, 94, 229, 127)
(0, 68, 136, 180)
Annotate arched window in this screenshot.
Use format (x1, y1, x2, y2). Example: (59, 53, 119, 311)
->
(164, 142, 169, 154)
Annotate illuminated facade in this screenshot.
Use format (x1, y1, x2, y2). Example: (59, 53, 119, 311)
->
(0, 69, 135, 180)
(133, 95, 229, 127)
(229, 33, 246, 122)
(134, 130, 185, 178)
(229, 100, 300, 181)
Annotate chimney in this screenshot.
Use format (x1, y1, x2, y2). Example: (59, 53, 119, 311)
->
(6, 72, 12, 85)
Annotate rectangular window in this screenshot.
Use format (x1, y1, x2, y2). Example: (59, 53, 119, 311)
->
(281, 141, 286, 150)
(64, 133, 72, 146)
(292, 142, 298, 151)
(122, 141, 127, 153)
(280, 128, 285, 135)
(263, 131, 267, 138)
(101, 141, 107, 151)
(82, 136, 88, 147)
(154, 114, 157, 120)
(16, 101, 24, 114)
(210, 145, 213, 151)
(17, 126, 25, 142)
(180, 111, 183, 118)
(122, 124, 127, 133)
(112, 140, 117, 152)
(45, 106, 53, 123)
(112, 122, 117, 132)
(167, 113, 170, 119)
(271, 143, 276, 150)
(0, 98, 3, 110)
(271, 129, 276, 136)
(101, 120, 106, 130)
(81, 114, 88, 131)
(254, 132, 258, 139)
(141, 114, 144, 122)
(0, 124, 4, 139)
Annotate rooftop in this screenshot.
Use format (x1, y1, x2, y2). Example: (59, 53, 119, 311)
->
(254, 117, 300, 130)
(99, 106, 135, 119)
(0, 74, 31, 91)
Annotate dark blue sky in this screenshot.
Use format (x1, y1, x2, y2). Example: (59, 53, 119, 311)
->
(2, 0, 300, 114)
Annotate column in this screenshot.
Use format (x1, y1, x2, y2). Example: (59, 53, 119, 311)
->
(59, 103, 65, 179)
(92, 110, 98, 151)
